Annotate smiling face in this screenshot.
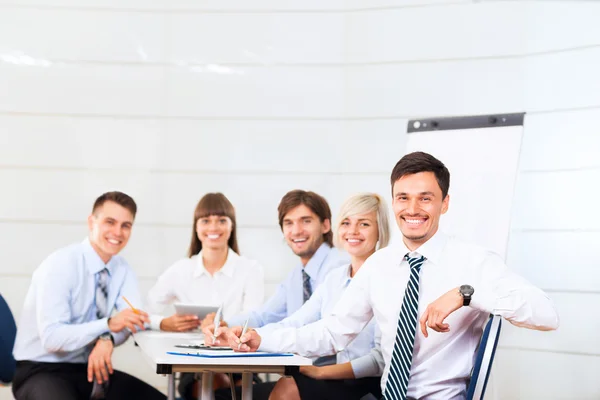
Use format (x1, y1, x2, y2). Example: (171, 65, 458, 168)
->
(392, 171, 449, 251)
(282, 204, 331, 265)
(88, 200, 134, 263)
(338, 210, 379, 262)
(196, 215, 233, 252)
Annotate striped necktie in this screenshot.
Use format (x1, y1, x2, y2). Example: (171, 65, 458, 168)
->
(91, 268, 111, 399)
(384, 254, 425, 400)
(96, 268, 109, 319)
(302, 269, 312, 303)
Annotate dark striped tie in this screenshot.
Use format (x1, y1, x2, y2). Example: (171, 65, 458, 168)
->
(302, 269, 312, 304)
(96, 268, 109, 319)
(384, 254, 425, 400)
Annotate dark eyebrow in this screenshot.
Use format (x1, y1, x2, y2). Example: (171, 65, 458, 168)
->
(395, 191, 436, 196)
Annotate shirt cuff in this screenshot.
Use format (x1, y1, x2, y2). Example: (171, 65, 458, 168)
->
(469, 289, 496, 314)
(149, 314, 165, 331)
(255, 328, 276, 353)
(350, 355, 378, 379)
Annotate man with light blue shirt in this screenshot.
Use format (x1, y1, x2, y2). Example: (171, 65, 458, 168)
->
(12, 191, 165, 400)
(205, 190, 347, 400)
(224, 190, 348, 328)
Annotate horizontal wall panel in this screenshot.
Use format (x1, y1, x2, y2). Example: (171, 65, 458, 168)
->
(498, 292, 600, 356)
(0, 275, 31, 322)
(0, 169, 339, 226)
(0, 118, 407, 174)
(0, 8, 165, 63)
(520, 109, 600, 171)
(0, 63, 164, 116)
(525, 47, 600, 112)
(0, 116, 163, 169)
(0, 0, 345, 11)
(345, 58, 522, 117)
(523, 2, 600, 54)
(346, 3, 524, 63)
(493, 348, 600, 399)
(506, 231, 600, 292)
(166, 65, 344, 118)
(170, 13, 344, 64)
(511, 169, 600, 231)
(347, 0, 470, 9)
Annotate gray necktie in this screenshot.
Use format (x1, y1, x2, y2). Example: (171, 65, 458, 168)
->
(91, 268, 110, 399)
(302, 269, 312, 304)
(95, 268, 109, 319)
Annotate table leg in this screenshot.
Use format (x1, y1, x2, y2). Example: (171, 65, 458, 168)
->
(201, 371, 214, 400)
(241, 372, 253, 400)
(167, 374, 175, 400)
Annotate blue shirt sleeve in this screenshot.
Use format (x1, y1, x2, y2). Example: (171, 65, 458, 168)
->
(350, 322, 383, 378)
(260, 282, 324, 334)
(36, 254, 110, 353)
(227, 279, 289, 328)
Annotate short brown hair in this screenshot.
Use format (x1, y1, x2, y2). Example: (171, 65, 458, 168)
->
(188, 193, 239, 257)
(277, 190, 333, 247)
(390, 151, 450, 198)
(92, 191, 137, 218)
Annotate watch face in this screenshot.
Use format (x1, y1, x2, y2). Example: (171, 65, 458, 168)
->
(460, 285, 474, 296)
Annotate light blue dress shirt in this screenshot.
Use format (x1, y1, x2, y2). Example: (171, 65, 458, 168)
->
(227, 243, 348, 328)
(258, 264, 381, 378)
(13, 238, 143, 363)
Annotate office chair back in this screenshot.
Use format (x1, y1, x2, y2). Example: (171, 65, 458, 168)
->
(466, 314, 502, 400)
(0, 294, 17, 384)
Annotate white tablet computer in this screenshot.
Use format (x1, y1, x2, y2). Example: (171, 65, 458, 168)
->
(174, 304, 219, 320)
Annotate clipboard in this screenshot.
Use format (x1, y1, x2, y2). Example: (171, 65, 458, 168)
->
(167, 351, 294, 358)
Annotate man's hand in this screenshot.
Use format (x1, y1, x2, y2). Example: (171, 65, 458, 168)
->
(299, 365, 323, 380)
(419, 287, 463, 337)
(202, 324, 230, 346)
(160, 314, 200, 332)
(225, 326, 261, 352)
(200, 313, 227, 330)
(87, 339, 114, 384)
(108, 309, 149, 333)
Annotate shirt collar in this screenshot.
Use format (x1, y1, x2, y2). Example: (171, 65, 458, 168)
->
(194, 248, 237, 278)
(82, 237, 114, 276)
(302, 243, 332, 278)
(339, 264, 353, 288)
(398, 230, 448, 266)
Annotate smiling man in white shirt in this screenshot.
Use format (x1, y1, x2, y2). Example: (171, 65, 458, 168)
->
(220, 151, 560, 400)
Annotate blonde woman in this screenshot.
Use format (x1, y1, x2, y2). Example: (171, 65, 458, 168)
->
(210, 193, 390, 400)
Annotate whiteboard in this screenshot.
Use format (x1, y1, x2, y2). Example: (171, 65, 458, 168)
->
(405, 113, 524, 259)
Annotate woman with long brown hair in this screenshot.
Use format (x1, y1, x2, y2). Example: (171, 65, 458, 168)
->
(146, 192, 264, 331)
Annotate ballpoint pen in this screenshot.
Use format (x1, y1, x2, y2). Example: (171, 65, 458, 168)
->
(213, 306, 223, 339)
(238, 318, 249, 350)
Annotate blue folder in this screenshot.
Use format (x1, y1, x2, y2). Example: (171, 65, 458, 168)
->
(167, 351, 294, 358)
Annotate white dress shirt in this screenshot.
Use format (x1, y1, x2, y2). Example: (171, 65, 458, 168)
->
(258, 264, 382, 378)
(259, 231, 559, 399)
(13, 238, 142, 363)
(147, 248, 264, 330)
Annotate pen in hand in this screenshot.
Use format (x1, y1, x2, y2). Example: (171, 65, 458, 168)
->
(122, 296, 141, 315)
(213, 306, 222, 339)
(238, 318, 249, 350)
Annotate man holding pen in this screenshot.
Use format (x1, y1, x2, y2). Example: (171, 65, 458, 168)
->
(12, 191, 165, 400)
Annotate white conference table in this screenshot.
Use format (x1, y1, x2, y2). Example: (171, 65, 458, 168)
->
(133, 331, 312, 400)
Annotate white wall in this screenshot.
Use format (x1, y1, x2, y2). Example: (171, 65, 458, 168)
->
(1, 0, 598, 398)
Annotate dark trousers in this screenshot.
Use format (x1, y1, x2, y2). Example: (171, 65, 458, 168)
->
(12, 361, 166, 400)
(291, 371, 382, 400)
